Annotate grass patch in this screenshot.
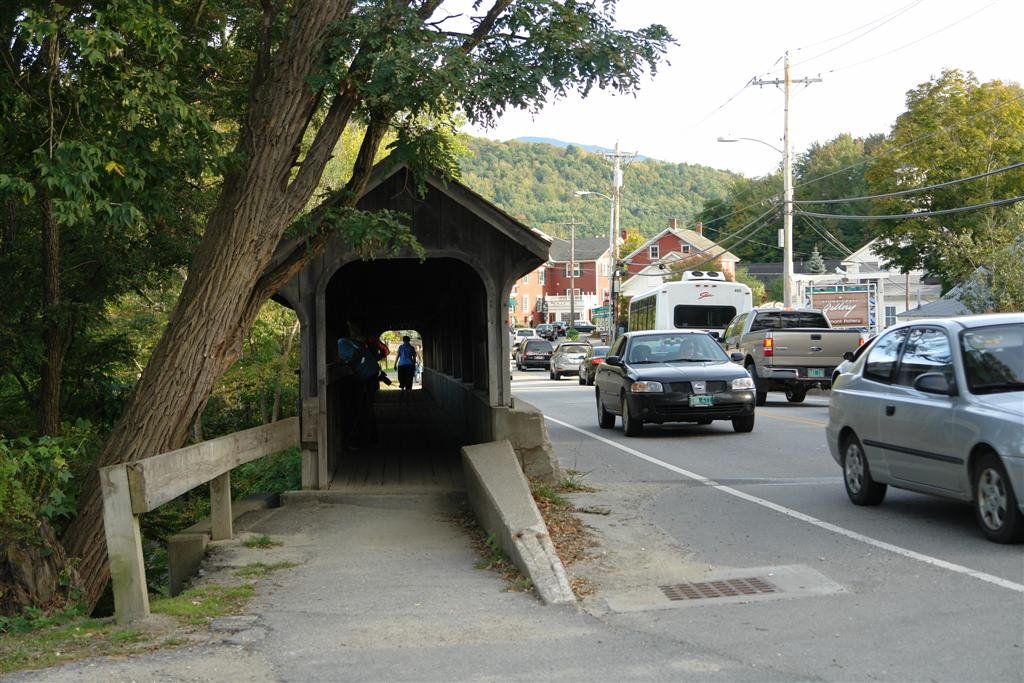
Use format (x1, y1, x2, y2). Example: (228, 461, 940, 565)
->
(530, 481, 569, 509)
(559, 469, 597, 493)
(0, 616, 150, 675)
(242, 534, 281, 549)
(150, 584, 254, 626)
(449, 511, 532, 593)
(234, 561, 300, 578)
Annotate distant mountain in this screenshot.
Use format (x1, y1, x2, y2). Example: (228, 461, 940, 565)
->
(457, 135, 737, 240)
(513, 136, 650, 161)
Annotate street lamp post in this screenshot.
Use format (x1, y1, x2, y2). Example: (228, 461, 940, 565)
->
(574, 190, 617, 342)
(716, 135, 793, 306)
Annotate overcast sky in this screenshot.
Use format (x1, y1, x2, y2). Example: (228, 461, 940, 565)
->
(463, 0, 1023, 178)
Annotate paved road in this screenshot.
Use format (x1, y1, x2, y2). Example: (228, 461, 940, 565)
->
(513, 367, 1024, 682)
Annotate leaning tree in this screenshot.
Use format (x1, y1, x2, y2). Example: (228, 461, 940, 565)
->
(59, 0, 673, 609)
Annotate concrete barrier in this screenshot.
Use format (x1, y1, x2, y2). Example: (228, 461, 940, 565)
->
(461, 440, 574, 606)
(167, 493, 280, 596)
(427, 369, 562, 483)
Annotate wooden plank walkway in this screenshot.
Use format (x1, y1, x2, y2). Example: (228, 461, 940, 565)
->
(330, 389, 464, 493)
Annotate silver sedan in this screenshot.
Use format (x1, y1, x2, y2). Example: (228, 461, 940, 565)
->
(826, 313, 1024, 543)
(549, 341, 591, 381)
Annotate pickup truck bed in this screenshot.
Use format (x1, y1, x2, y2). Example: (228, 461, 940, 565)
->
(722, 309, 863, 405)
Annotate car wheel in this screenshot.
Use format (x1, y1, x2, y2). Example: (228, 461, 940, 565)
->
(731, 415, 755, 432)
(974, 452, 1024, 543)
(553, 370, 561, 381)
(596, 391, 615, 429)
(586, 374, 594, 386)
(842, 434, 886, 505)
(746, 363, 767, 406)
(622, 394, 643, 436)
(785, 387, 807, 403)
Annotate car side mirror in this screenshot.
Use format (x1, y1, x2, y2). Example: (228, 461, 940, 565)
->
(914, 372, 956, 396)
(708, 331, 721, 340)
(605, 355, 623, 367)
(842, 351, 855, 361)
(730, 352, 744, 362)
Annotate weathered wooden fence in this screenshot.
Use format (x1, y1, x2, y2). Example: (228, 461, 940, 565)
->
(101, 417, 299, 624)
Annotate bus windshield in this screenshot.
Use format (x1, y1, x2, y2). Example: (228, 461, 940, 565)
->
(673, 305, 737, 329)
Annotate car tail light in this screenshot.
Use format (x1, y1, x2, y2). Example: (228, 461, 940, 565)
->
(591, 358, 604, 365)
(857, 335, 864, 348)
(763, 333, 774, 358)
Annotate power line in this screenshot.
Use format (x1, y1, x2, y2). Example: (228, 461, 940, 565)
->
(796, 194, 1024, 220)
(794, 161, 1024, 204)
(790, 0, 925, 70)
(795, 91, 1024, 192)
(790, 0, 924, 53)
(825, 1, 1001, 76)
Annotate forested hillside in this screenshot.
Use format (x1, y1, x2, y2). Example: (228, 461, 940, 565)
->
(457, 136, 738, 239)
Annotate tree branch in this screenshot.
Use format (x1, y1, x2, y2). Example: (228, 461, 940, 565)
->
(462, 0, 513, 52)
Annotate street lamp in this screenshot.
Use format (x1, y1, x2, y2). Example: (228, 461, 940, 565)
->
(718, 135, 794, 308)
(575, 190, 618, 341)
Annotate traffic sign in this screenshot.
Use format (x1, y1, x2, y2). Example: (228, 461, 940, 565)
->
(592, 305, 609, 316)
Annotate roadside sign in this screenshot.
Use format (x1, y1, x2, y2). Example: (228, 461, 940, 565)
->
(592, 305, 609, 316)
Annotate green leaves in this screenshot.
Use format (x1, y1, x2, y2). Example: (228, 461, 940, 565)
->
(865, 70, 1024, 283)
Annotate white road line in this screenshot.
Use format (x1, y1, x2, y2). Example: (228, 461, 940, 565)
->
(545, 416, 1024, 594)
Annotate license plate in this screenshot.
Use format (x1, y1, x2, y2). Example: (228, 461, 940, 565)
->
(689, 395, 715, 407)
(808, 368, 825, 378)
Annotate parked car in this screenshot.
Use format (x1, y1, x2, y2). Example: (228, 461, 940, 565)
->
(594, 330, 756, 436)
(571, 319, 597, 334)
(536, 323, 557, 341)
(553, 321, 569, 337)
(515, 338, 554, 370)
(827, 313, 1024, 543)
(722, 308, 863, 405)
(578, 345, 610, 385)
(549, 341, 591, 380)
(511, 328, 538, 357)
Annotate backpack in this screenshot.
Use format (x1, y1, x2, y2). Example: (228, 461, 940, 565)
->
(337, 337, 379, 380)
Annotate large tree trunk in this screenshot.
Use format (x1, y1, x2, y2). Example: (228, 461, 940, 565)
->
(62, 0, 360, 610)
(39, 197, 63, 436)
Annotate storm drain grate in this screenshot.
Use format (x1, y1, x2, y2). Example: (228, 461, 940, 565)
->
(658, 577, 778, 601)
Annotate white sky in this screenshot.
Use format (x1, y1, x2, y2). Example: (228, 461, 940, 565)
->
(463, 0, 1023, 177)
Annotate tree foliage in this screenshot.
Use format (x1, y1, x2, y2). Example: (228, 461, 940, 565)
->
(865, 70, 1024, 284)
(458, 137, 736, 237)
(50, 0, 677, 611)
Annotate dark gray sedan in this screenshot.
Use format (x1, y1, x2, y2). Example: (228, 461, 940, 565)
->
(595, 331, 756, 436)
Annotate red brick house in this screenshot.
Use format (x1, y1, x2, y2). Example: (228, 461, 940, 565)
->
(510, 236, 613, 326)
(623, 218, 739, 280)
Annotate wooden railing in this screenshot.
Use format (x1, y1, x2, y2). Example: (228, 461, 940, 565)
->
(101, 417, 299, 623)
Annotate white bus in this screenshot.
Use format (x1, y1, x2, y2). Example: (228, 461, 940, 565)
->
(627, 270, 753, 338)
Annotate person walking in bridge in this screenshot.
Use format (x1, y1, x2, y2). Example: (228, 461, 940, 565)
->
(395, 335, 418, 392)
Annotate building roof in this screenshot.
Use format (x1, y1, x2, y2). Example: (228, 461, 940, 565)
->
(623, 227, 738, 263)
(548, 237, 610, 262)
(744, 260, 844, 284)
(897, 298, 970, 318)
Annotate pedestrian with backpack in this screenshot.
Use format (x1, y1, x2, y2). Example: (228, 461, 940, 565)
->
(395, 335, 418, 391)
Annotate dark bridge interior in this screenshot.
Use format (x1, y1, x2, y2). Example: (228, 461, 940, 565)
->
(325, 257, 487, 390)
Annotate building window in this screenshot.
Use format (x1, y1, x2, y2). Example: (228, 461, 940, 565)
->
(565, 262, 581, 277)
(649, 245, 659, 259)
(538, 269, 545, 284)
(681, 244, 690, 254)
(521, 273, 529, 284)
(522, 295, 529, 315)
(566, 288, 581, 298)
(885, 305, 897, 327)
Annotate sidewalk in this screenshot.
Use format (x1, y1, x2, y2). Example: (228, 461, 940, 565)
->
(10, 392, 783, 682)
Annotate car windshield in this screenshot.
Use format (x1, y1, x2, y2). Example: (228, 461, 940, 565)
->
(525, 341, 552, 352)
(960, 323, 1024, 394)
(592, 346, 610, 358)
(516, 330, 533, 337)
(626, 334, 728, 364)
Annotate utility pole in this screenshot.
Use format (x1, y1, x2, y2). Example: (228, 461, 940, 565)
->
(603, 141, 634, 342)
(569, 223, 576, 326)
(752, 53, 821, 308)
